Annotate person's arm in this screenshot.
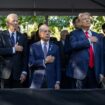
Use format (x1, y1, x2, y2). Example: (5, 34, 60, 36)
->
(54, 46, 61, 90)
(29, 44, 45, 69)
(0, 34, 14, 55)
(70, 32, 90, 50)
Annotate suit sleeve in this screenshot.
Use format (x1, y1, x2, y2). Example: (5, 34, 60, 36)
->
(55, 46, 61, 82)
(21, 36, 28, 73)
(101, 36, 105, 75)
(0, 34, 13, 55)
(29, 44, 45, 69)
(70, 32, 90, 50)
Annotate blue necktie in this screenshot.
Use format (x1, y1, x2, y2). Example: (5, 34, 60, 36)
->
(11, 32, 15, 46)
(43, 42, 47, 58)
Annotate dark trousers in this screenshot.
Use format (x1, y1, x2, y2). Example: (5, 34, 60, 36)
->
(82, 67, 99, 89)
(61, 70, 76, 89)
(41, 75, 48, 88)
(0, 74, 23, 88)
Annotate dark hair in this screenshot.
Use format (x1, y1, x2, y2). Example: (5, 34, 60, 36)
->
(102, 23, 105, 30)
(72, 17, 78, 24)
(38, 23, 44, 29)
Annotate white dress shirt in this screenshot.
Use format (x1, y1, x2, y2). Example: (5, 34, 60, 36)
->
(41, 40, 49, 53)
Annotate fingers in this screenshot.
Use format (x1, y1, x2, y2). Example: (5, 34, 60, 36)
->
(45, 55, 55, 64)
(15, 43, 23, 52)
(90, 36, 98, 43)
(20, 74, 26, 83)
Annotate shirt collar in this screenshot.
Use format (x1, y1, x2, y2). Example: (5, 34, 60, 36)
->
(41, 40, 49, 46)
(83, 29, 92, 36)
(8, 30, 16, 37)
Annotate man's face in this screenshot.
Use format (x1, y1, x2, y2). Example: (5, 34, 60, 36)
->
(80, 14, 91, 28)
(61, 31, 68, 40)
(7, 15, 19, 31)
(39, 25, 50, 41)
(74, 19, 80, 29)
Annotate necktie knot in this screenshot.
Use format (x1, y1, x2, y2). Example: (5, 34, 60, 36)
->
(85, 31, 89, 38)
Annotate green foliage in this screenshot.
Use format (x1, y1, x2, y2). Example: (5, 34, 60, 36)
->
(48, 16, 72, 30)
(0, 16, 6, 29)
(0, 16, 105, 38)
(92, 16, 105, 33)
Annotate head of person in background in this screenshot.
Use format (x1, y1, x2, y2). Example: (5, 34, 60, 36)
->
(6, 13, 19, 32)
(39, 24, 51, 42)
(72, 16, 81, 29)
(50, 37, 58, 44)
(78, 12, 91, 30)
(102, 23, 105, 35)
(60, 30, 69, 41)
(35, 23, 44, 42)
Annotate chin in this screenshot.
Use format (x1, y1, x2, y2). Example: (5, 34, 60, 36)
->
(45, 39, 49, 41)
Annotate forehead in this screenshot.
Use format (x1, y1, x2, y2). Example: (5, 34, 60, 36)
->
(40, 25, 49, 30)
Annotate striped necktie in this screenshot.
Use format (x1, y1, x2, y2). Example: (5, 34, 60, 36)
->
(11, 32, 15, 46)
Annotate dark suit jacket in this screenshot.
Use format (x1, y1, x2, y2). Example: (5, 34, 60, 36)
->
(58, 40, 69, 69)
(29, 41, 60, 88)
(66, 29, 104, 81)
(0, 30, 28, 80)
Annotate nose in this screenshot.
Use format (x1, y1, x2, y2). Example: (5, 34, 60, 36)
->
(14, 20, 18, 24)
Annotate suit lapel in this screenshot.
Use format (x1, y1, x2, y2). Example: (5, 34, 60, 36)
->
(16, 32, 20, 43)
(38, 41, 44, 58)
(91, 31, 97, 56)
(4, 30, 13, 47)
(47, 42, 53, 56)
(81, 29, 87, 39)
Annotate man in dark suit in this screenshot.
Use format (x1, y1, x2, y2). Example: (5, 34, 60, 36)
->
(66, 12, 104, 89)
(0, 13, 28, 88)
(58, 30, 70, 89)
(29, 24, 60, 89)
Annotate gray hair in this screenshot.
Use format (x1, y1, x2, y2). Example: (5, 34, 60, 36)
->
(6, 13, 18, 22)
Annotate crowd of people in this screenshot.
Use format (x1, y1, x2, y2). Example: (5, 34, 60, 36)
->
(0, 12, 105, 90)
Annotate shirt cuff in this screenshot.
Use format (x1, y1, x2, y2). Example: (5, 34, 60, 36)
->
(12, 47, 16, 53)
(56, 81, 60, 84)
(22, 71, 27, 75)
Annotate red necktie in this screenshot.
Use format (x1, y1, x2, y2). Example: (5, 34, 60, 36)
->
(85, 31, 94, 68)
